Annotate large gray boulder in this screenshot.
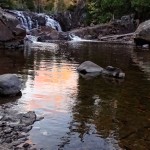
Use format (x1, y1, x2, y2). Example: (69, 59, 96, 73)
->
(0, 74, 22, 96)
(77, 61, 125, 79)
(77, 61, 103, 73)
(134, 20, 150, 46)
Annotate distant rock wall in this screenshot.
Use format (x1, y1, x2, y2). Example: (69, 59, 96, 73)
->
(69, 15, 136, 40)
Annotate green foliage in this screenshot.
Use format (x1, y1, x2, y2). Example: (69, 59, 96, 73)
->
(25, 0, 35, 11)
(87, 0, 131, 24)
(0, 0, 71, 13)
(44, 0, 55, 12)
(87, 0, 150, 24)
(131, 0, 150, 20)
(0, 0, 150, 25)
(0, 0, 14, 9)
(54, 0, 66, 12)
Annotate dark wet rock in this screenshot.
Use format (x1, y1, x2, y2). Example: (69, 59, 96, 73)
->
(134, 20, 150, 47)
(30, 26, 71, 41)
(54, 0, 87, 31)
(120, 15, 135, 31)
(0, 145, 10, 150)
(98, 33, 134, 44)
(0, 8, 26, 47)
(69, 14, 136, 41)
(69, 20, 135, 40)
(36, 116, 44, 122)
(23, 143, 30, 148)
(79, 72, 101, 80)
(103, 66, 125, 78)
(20, 111, 36, 126)
(77, 61, 125, 79)
(0, 103, 44, 149)
(0, 74, 21, 96)
(77, 61, 103, 73)
(21, 126, 32, 133)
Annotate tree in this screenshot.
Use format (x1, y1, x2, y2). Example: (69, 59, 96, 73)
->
(131, 0, 150, 21)
(25, 0, 35, 11)
(54, 0, 66, 12)
(0, 0, 14, 9)
(44, 0, 55, 12)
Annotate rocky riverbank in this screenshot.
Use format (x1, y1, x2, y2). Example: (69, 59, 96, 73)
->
(1, 6, 150, 48)
(0, 102, 43, 150)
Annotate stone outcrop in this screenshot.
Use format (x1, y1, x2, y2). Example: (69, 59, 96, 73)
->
(54, 0, 87, 31)
(30, 26, 71, 41)
(77, 61, 125, 79)
(0, 8, 26, 47)
(0, 74, 22, 96)
(134, 20, 150, 47)
(69, 14, 136, 40)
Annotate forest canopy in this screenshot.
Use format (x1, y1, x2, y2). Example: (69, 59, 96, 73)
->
(87, 0, 150, 23)
(0, 0, 150, 24)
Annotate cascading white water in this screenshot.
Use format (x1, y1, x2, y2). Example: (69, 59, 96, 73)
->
(69, 33, 99, 42)
(12, 11, 62, 32)
(10, 10, 88, 43)
(13, 11, 33, 31)
(38, 13, 62, 31)
(27, 16, 33, 30)
(45, 15, 62, 32)
(69, 34, 82, 41)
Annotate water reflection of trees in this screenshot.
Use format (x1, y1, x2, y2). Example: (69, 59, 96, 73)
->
(0, 48, 26, 103)
(0, 49, 25, 74)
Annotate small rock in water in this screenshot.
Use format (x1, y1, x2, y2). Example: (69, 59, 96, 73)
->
(23, 143, 30, 148)
(104, 66, 125, 78)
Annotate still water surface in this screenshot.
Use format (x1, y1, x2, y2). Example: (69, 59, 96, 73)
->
(1, 42, 150, 150)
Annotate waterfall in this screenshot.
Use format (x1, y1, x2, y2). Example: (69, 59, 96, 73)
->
(45, 15, 62, 32)
(38, 14, 62, 32)
(13, 11, 33, 31)
(69, 34, 82, 41)
(11, 11, 62, 32)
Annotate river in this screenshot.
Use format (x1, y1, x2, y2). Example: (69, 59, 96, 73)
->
(0, 41, 150, 150)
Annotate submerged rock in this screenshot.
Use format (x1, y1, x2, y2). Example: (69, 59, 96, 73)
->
(79, 72, 101, 80)
(0, 74, 21, 96)
(103, 66, 125, 78)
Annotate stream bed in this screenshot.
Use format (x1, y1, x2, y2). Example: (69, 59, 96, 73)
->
(0, 41, 150, 150)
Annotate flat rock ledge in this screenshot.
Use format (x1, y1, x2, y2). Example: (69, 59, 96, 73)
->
(0, 103, 43, 150)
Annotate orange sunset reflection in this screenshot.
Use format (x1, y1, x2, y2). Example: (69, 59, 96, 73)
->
(24, 63, 78, 112)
